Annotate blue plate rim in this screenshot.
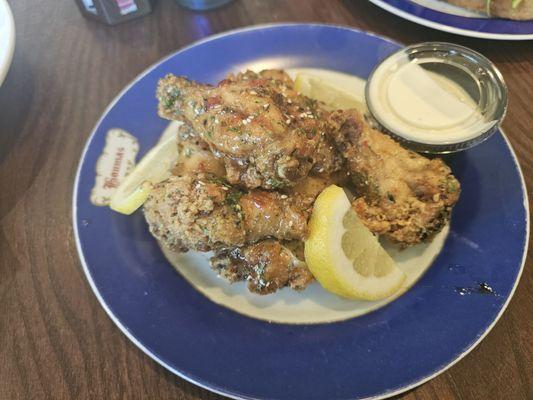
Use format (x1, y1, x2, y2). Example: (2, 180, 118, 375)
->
(72, 23, 530, 400)
(367, 0, 533, 40)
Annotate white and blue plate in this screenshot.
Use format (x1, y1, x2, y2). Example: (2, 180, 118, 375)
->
(368, 0, 533, 40)
(73, 24, 529, 400)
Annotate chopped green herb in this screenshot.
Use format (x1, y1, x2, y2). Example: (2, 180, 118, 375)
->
(225, 189, 243, 209)
(254, 261, 268, 289)
(255, 261, 266, 275)
(163, 87, 181, 109)
(304, 97, 317, 109)
(207, 175, 229, 186)
(445, 177, 459, 193)
(266, 178, 284, 189)
(486, 0, 523, 14)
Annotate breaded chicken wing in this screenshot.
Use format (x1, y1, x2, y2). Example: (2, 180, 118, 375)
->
(157, 70, 338, 189)
(328, 110, 461, 246)
(143, 172, 309, 252)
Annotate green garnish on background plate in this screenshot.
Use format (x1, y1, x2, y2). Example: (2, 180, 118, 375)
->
(486, 0, 524, 15)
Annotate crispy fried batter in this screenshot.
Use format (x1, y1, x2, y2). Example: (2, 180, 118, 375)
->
(143, 172, 309, 252)
(143, 173, 244, 252)
(328, 110, 461, 246)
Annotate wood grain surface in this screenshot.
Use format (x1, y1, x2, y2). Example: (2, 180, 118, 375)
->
(0, 0, 531, 399)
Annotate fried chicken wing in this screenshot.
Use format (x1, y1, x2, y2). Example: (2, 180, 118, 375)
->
(328, 110, 461, 246)
(157, 70, 337, 189)
(173, 123, 226, 177)
(143, 172, 309, 252)
(210, 240, 313, 294)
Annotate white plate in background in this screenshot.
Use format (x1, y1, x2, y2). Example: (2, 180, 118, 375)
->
(0, 0, 15, 86)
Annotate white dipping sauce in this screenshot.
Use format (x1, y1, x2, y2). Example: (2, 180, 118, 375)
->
(368, 58, 494, 145)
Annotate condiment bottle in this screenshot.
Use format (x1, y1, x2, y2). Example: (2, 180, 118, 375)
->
(75, 0, 153, 25)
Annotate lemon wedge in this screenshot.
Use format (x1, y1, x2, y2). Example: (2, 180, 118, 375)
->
(304, 185, 406, 300)
(109, 136, 179, 215)
(157, 121, 183, 145)
(294, 73, 366, 113)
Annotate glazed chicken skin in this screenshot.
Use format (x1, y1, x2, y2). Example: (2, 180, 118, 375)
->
(210, 240, 313, 295)
(157, 70, 339, 189)
(143, 172, 311, 252)
(202, 176, 332, 293)
(173, 123, 226, 177)
(328, 110, 461, 246)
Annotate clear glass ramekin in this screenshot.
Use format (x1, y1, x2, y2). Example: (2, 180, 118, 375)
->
(366, 42, 508, 154)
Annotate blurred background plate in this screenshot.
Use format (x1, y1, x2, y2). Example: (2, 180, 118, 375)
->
(0, 0, 14, 85)
(368, 0, 533, 40)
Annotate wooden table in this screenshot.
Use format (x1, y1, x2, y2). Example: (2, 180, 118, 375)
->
(1, 1, 531, 399)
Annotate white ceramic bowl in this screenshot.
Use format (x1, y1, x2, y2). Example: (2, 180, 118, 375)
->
(0, 0, 15, 86)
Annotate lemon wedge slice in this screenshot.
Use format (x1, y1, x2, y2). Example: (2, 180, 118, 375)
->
(109, 136, 179, 215)
(157, 120, 183, 145)
(304, 185, 406, 300)
(294, 73, 366, 113)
